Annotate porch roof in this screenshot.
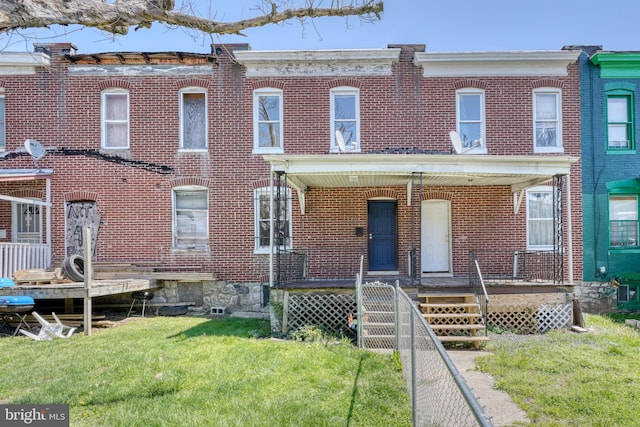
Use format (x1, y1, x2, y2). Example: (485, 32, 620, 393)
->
(264, 153, 578, 215)
(264, 153, 578, 192)
(0, 169, 53, 182)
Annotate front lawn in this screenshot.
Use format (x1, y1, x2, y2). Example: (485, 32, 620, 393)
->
(0, 316, 411, 426)
(477, 313, 640, 426)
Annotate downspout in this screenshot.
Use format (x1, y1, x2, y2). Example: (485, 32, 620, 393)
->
(566, 173, 574, 284)
(46, 177, 51, 266)
(269, 167, 274, 288)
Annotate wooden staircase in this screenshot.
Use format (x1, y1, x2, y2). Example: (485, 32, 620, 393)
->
(418, 292, 488, 348)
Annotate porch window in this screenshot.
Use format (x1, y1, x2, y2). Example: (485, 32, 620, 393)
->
(330, 87, 359, 152)
(526, 188, 553, 250)
(254, 187, 291, 253)
(0, 93, 5, 150)
(609, 195, 639, 248)
(12, 201, 42, 243)
(533, 89, 562, 153)
(253, 88, 283, 153)
(607, 92, 633, 150)
(173, 187, 209, 250)
(180, 88, 207, 150)
(456, 89, 485, 153)
(101, 89, 129, 149)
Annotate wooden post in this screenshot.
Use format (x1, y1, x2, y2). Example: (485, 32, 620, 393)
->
(83, 227, 92, 336)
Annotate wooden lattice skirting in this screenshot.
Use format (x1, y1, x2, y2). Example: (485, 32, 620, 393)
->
(282, 293, 356, 336)
(487, 303, 573, 334)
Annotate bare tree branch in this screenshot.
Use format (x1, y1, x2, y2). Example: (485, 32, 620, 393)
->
(0, 0, 383, 36)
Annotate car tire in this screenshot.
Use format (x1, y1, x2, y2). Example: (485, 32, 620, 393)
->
(63, 254, 84, 282)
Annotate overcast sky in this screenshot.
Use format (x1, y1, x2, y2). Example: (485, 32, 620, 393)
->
(6, 0, 640, 54)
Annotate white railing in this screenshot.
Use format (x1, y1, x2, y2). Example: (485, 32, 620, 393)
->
(0, 243, 51, 278)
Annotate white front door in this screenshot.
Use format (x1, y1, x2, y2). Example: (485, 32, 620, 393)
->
(421, 200, 451, 275)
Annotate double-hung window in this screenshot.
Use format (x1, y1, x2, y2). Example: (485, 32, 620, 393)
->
(173, 187, 209, 250)
(253, 89, 283, 153)
(0, 93, 5, 150)
(12, 200, 42, 243)
(456, 89, 485, 153)
(180, 88, 207, 150)
(526, 187, 554, 250)
(533, 89, 562, 153)
(254, 187, 291, 253)
(609, 195, 639, 248)
(101, 89, 129, 149)
(331, 87, 359, 152)
(607, 91, 633, 150)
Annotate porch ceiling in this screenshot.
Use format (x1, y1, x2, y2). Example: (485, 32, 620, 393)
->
(263, 154, 579, 192)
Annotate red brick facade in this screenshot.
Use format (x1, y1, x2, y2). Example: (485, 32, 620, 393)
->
(0, 42, 583, 284)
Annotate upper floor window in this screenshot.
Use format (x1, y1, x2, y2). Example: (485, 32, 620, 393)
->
(331, 87, 359, 152)
(533, 89, 562, 153)
(609, 195, 638, 248)
(0, 93, 5, 150)
(456, 89, 485, 153)
(172, 186, 209, 250)
(254, 187, 292, 253)
(607, 91, 634, 150)
(526, 187, 553, 250)
(101, 89, 129, 149)
(253, 88, 283, 153)
(180, 88, 207, 150)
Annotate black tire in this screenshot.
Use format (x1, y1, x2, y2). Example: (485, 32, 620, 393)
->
(63, 254, 84, 282)
(158, 305, 188, 316)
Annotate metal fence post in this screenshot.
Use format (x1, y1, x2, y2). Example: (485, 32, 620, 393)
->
(410, 310, 418, 427)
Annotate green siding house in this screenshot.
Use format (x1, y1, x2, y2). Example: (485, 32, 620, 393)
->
(581, 48, 640, 309)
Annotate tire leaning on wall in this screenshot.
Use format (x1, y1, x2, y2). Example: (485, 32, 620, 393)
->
(62, 254, 85, 282)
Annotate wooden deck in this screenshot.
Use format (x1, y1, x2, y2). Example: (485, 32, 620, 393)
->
(0, 279, 156, 299)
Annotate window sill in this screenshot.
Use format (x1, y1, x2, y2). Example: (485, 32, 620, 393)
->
(606, 149, 636, 155)
(170, 247, 210, 254)
(608, 247, 640, 254)
(253, 148, 284, 155)
(533, 147, 564, 154)
(178, 148, 208, 153)
(254, 247, 292, 255)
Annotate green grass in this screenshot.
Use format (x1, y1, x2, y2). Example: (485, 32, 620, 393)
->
(0, 316, 411, 426)
(477, 313, 640, 426)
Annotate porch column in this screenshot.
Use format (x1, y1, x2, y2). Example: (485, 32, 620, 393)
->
(46, 178, 51, 263)
(566, 173, 574, 284)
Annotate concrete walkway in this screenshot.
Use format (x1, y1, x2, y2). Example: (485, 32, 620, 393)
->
(447, 349, 530, 426)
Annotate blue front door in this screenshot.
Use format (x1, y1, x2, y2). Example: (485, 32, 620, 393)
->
(368, 201, 398, 271)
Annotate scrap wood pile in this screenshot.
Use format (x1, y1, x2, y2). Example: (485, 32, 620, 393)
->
(4, 312, 116, 329)
(13, 268, 70, 285)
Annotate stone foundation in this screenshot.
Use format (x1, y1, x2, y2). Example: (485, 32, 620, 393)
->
(573, 281, 618, 314)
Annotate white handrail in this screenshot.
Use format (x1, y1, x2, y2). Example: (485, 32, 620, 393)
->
(0, 243, 51, 278)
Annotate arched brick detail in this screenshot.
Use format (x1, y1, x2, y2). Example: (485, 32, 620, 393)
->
(64, 191, 98, 202)
(10, 189, 44, 200)
(328, 79, 362, 89)
(454, 79, 488, 90)
(530, 79, 563, 89)
(169, 177, 210, 188)
(421, 191, 453, 202)
(365, 189, 399, 200)
(250, 178, 291, 190)
(98, 79, 131, 90)
(249, 80, 286, 90)
(176, 78, 211, 90)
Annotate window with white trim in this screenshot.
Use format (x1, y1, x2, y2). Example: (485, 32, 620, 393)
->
(456, 89, 486, 153)
(254, 187, 292, 253)
(609, 195, 639, 247)
(533, 88, 562, 153)
(253, 88, 283, 153)
(12, 200, 42, 243)
(172, 187, 209, 250)
(101, 89, 129, 149)
(180, 88, 207, 150)
(0, 93, 5, 150)
(526, 187, 553, 250)
(607, 91, 633, 150)
(330, 87, 359, 152)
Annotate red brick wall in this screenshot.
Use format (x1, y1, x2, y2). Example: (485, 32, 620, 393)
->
(0, 43, 583, 282)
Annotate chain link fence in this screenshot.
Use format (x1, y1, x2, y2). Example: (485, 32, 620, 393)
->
(358, 280, 493, 427)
